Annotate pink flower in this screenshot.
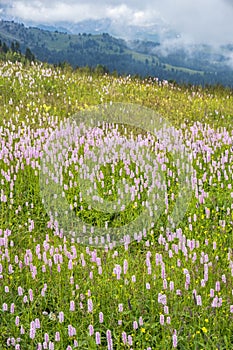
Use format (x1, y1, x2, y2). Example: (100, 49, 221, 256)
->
(89, 325, 94, 336)
(118, 304, 123, 312)
(172, 330, 178, 348)
(15, 316, 20, 326)
(58, 311, 64, 323)
(99, 312, 104, 323)
(160, 314, 165, 325)
(122, 331, 127, 344)
(95, 332, 101, 345)
(106, 330, 113, 350)
(55, 332, 60, 342)
(87, 298, 93, 312)
(70, 300, 75, 311)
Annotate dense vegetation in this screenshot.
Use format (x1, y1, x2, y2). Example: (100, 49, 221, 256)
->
(0, 60, 233, 349)
(1, 20, 233, 86)
(0, 38, 35, 63)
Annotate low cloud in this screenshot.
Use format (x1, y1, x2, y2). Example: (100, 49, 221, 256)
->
(1, 0, 233, 46)
(5, 1, 104, 22)
(4, 1, 161, 28)
(155, 0, 233, 46)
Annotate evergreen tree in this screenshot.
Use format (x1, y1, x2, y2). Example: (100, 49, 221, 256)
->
(11, 42, 15, 52)
(15, 41, 21, 53)
(25, 47, 35, 62)
(2, 42, 8, 53)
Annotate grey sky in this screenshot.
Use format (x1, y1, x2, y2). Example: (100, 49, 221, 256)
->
(1, 0, 233, 45)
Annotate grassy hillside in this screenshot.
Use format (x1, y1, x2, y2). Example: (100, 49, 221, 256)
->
(0, 20, 232, 86)
(0, 60, 233, 349)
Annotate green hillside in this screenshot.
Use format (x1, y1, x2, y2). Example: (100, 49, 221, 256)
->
(0, 20, 232, 86)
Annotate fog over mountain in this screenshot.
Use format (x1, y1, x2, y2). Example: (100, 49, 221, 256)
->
(1, 0, 233, 46)
(1, 0, 233, 69)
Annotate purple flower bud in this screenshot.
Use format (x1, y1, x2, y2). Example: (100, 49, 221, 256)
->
(58, 311, 64, 323)
(99, 312, 104, 323)
(29, 289, 33, 302)
(106, 330, 113, 350)
(68, 260, 73, 270)
(70, 300, 75, 311)
(95, 331, 101, 345)
(49, 342, 54, 350)
(139, 316, 143, 326)
(10, 303, 15, 313)
(215, 281, 220, 291)
(122, 331, 127, 344)
(160, 314, 165, 325)
(123, 259, 128, 274)
(118, 304, 123, 312)
(196, 295, 202, 306)
(18, 286, 23, 296)
(68, 325, 76, 337)
(30, 322, 36, 339)
(169, 281, 174, 291)
(3, 303, 8, 311)
(172, 331, 178, 348)
(132, 275, 136, 282)
(128, 335, 133, 346)
(15, 316, 20, 326)
(87, 298, 93, 312)
(89, 324, 94, 336)
(55, 332, 60, 342)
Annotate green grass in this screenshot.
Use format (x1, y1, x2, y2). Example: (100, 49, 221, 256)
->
(0, 61, 233, 349)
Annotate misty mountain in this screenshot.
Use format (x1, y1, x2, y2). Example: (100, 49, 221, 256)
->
(0, 9, 177, 43)
(34, 18, 177, 43)
(4, 15, 232, 73)
(0, 19, 233, 86)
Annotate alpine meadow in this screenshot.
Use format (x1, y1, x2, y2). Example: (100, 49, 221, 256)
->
(1, 60, 233, 350)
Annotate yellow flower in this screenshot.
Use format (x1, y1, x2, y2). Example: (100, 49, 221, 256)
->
(141, 328, 146, 333)
(201, 327, 207, 333)
(43, 103, 51, 112)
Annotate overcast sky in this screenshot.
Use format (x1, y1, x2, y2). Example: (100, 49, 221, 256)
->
(1, 0, 233, 45)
